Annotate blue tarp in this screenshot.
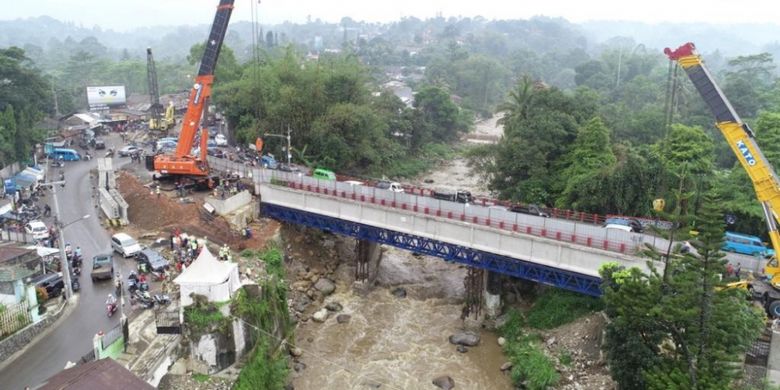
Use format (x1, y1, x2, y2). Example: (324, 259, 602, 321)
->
(12, 173, 37, 189)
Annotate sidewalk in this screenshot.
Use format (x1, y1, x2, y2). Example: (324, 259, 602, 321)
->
(114, 309, 180, 386)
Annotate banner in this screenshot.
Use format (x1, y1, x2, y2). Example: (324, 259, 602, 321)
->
(86, 86, 126, 106)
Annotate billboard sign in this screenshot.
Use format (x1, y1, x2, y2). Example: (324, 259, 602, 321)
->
(86, 85, 126, 107)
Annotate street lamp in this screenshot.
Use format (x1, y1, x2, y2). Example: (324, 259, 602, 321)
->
(43, 179, 90, 299)
(264, 125, 292, 166)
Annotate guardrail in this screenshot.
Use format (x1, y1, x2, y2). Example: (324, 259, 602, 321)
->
(208, 157, 669, 256)
(207, 156, 668, 228)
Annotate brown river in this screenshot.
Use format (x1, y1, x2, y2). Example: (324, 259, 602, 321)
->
(291, 247, 512, 390)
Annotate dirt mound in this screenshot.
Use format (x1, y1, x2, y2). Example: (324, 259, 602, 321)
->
(116, 171, 279, 250)
(541, 312, 616, 389)
(117, 172, 200, 231)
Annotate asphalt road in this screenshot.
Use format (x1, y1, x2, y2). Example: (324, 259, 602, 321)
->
(0, 144, 140, 389)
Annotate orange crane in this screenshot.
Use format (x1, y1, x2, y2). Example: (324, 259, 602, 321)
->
(149, 0, 234, 187)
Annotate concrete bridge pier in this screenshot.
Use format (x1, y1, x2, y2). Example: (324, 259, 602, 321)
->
(484, 271, 502, 319)
(355, 240, 382, 284)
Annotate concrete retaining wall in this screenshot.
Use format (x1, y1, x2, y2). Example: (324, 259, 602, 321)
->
(0, 301, 67, 362)
(206, 190, 252, 216)
(98, 188, 120, 219)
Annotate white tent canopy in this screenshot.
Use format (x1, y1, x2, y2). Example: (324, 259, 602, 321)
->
(174, 247, 241, 306)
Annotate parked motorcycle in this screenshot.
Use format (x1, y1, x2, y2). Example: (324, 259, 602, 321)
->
(131, 290, 154, 309)
(72, 266, 81, 277)
(153, 293, 171, 306)
(105, 148, 115, 158)
(72, 279, 80, 292)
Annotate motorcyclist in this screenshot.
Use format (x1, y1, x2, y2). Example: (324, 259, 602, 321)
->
(74, 246, 82, 259)
(64, 243, 72, 257)
(106, 294, 117, 307)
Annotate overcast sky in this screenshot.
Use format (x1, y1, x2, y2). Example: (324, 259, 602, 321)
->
(4, 0, 777, 31)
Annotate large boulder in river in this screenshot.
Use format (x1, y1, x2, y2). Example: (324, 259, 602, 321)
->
(432, 375, 455, 390)
(293, 295, 312, 313)
(449, 331, 480, 347)
(314, 278, 336, 295)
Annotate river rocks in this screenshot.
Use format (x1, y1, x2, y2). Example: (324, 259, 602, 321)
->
(546, 336, 557, 347)
(291, 280, 311, 292)
(325, 301, 343, 312)
(449, 331, 480, 347)
(293, 295, 312, 313)
(391, 287, 407, 298)
(293, 362, 307, 372)
(289, 347, 303, 358)
(456, 345, 468, 353)
(314, 278, 336, 295)
(336, 314, 352, 324)
(312, 308, 330, 322)
(432, 375, 455, 390)
(500, 362, 513, 371)
(497, 337, 506, 347)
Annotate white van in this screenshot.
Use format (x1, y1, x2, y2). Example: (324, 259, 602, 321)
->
(111, 233, 142, 258)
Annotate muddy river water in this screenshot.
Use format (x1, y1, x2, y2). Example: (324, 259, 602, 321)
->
(291, 248, 512, 389)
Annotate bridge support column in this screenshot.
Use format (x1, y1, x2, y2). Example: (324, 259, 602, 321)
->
(462, 267, 484, 320)
(484, 271, 502, 319)
(355, 240, 382, 284)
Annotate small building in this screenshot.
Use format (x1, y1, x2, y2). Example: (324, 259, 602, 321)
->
(0, 244, 41, 306)
(173, 247, 241, 307)
(38, 358, 154, 389)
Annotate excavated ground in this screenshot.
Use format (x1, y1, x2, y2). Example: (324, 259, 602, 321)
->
(115, 170, 278, 250)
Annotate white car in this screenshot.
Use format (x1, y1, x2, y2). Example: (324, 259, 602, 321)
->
(214, 134, 228, 146)
(604, 223, 633, 232)
(375, 180, 404, 193)
(25, 221, 50, 240)
(111, 233, 142, 258)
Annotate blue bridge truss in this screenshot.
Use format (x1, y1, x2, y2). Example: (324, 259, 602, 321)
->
(261, 203, 603, 297)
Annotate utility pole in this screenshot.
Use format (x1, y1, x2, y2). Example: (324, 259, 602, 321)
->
(263, 125, 292, 166)
(50, 180, 73, 299)
(46, 179, 89, 300)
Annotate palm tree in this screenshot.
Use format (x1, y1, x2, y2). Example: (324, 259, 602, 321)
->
(497, 75, 536, 127)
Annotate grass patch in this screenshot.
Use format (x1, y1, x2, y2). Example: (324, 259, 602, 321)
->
(258, 246, 284, 278)
(192, 373, 210, 383)
(526, 288, 604, 329)
(499, 310, 559, 389)
(233, 339, 288, 390)
(559, 350, 573, 366)
(184, 304, 225, 332)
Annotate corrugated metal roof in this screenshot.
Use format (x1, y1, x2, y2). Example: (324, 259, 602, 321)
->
(38, 358, 154, 390)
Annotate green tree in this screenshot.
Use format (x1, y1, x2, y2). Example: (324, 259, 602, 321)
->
(497, 75, 536, 128)
(601, 192, 764, 389)
(187, 43, 242, 84)
(412, 85, 469, 147)
(556, 117, 616, 211)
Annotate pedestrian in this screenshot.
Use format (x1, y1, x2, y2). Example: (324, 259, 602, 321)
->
(155, 186, 161, 198)
(735, 262, 742, 278)
(170, 234, 175, 251)
(726, 263, 734, 278)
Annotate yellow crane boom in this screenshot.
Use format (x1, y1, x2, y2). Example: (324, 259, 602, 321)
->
(665, 42, 780, 285)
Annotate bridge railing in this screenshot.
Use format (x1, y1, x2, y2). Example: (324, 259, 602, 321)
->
(208, 158, 670, 256)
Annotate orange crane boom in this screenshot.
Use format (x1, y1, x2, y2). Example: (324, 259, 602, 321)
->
(151, 0, 234, 181)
